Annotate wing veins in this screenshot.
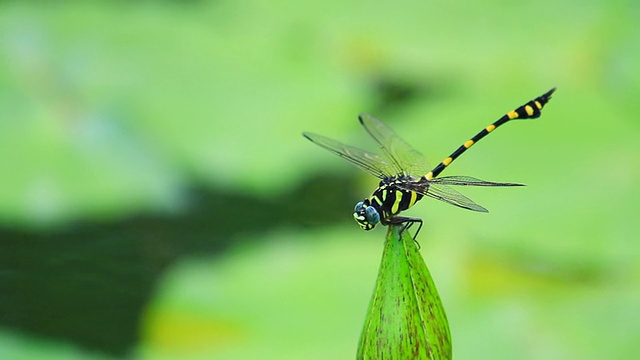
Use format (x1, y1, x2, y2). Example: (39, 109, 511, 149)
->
(358, 113, 431, 177)
(396, 181, 489, 212)
(302, 132, 394, 179)
(430, 175, 524, 187)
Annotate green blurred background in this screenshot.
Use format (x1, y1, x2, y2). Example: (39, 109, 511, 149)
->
(1, 1, 638, 359)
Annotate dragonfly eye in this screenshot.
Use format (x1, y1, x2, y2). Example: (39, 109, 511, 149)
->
(353, 201, 380, 231)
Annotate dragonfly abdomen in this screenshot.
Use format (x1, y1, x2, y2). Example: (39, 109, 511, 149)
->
(425, 88, 556, 180)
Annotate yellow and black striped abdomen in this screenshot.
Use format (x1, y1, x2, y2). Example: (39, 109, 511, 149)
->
(425, 88, 556, 180)
(368, 180, 424, 217)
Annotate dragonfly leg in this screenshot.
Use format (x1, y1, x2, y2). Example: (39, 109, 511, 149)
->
(387, 216, 424, 246)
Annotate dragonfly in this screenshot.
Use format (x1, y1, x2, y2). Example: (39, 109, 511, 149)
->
(303, 88, 555, 238)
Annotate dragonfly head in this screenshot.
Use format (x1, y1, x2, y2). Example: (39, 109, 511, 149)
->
(353, 201, 380, 231)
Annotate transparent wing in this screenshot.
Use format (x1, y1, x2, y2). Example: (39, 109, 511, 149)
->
(430, 176, 524, 187)
(425, 183, 489, 212)
(358, 113, 431, 177)
(302, 132, 396, 179)
(396, 181, 489, 212)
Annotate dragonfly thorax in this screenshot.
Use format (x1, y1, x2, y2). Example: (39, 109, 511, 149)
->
(353, 177, 426, 231)
(373, 177, 425, 215)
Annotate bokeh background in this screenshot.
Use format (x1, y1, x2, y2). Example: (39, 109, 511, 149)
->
(1, 1, 639, 359)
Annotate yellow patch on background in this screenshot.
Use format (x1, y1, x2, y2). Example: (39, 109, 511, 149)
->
(425, 172, 434, 180)
(144, 311, 243, 351)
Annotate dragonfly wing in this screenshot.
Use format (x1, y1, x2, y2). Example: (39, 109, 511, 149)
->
(426, 183, 489, 212)
(430, 175, 524, 187)
(302, 132, 396, 179)
(397, 181, 488, 212)
(358, 113, 432, 177)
